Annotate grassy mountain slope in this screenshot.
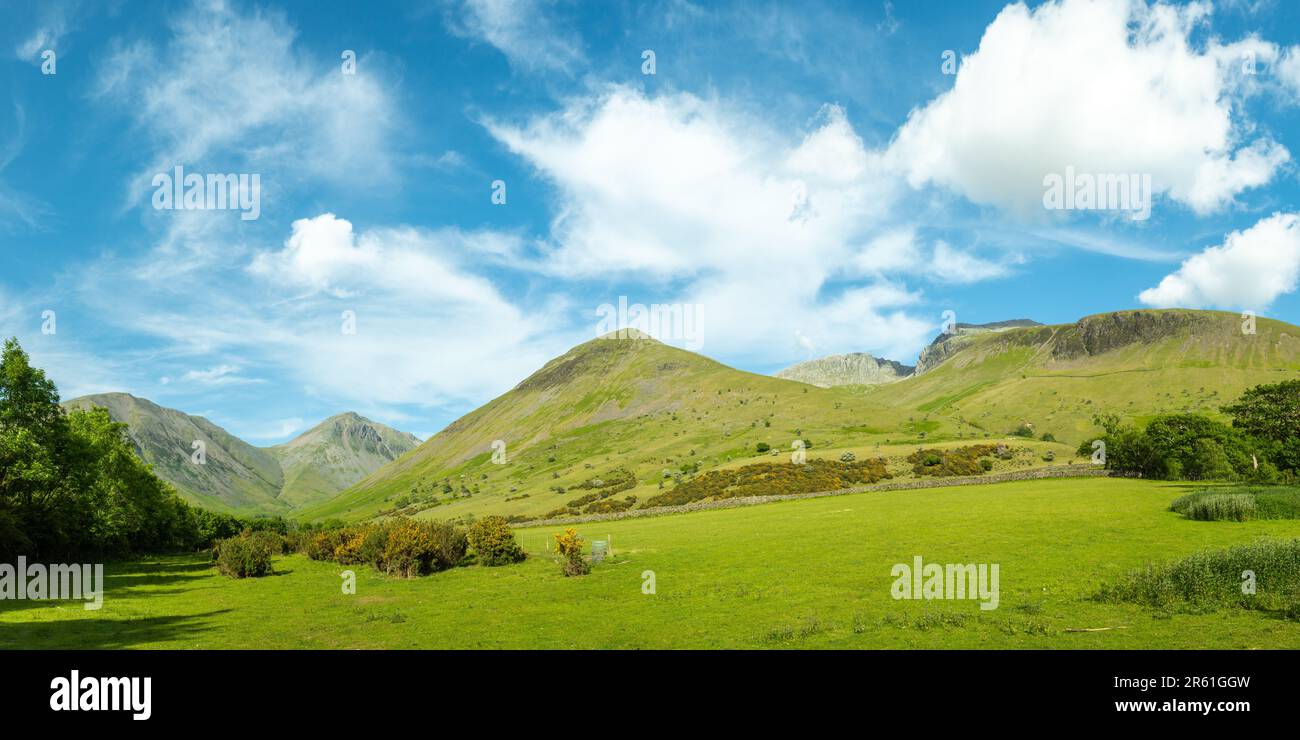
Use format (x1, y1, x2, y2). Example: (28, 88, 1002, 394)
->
(300, 332, 929, 522)
(62, 393, 286, 515)
(308, 309, 1300, 524)
(267, 412, 420, 508)
(862, 309, 1300, 442)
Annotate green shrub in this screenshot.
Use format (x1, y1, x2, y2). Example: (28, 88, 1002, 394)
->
(755, 442, 771, 453)
(1176, 493, 1256, 522)
(467, 515, 526, 566)
(1096, 538, 1300, 611)
(1171, 486, 1300, 521)
(213, 534, 274, 578)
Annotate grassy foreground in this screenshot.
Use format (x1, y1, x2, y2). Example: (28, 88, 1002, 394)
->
(3, 477, 1300, 649)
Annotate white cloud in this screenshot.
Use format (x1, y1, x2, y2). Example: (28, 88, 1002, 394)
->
(448, 0, 584, 73)
(887, 0, 1290, 218)
(1139, 212, 1300, 309)
(931, 241, 1014, 284)
(486, 88, 958, 360)
(73, 212, 564, 412)
(1278, 45, 1300, 99)
(14, 2, 74, 62)
(180, 364, 262, 386)
(94, 0, 398, 208)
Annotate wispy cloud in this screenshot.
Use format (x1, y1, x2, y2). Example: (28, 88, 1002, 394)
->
(446, 0, 585, 73)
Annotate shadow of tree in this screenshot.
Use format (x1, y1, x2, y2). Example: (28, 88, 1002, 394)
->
(0, 561, 214, 615)
(0, 609, 230, 649)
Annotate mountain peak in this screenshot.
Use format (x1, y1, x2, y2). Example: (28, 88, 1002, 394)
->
(775, 352, 914, 387)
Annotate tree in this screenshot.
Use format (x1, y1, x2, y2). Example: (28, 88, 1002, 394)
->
(0, 338, 74, 558)
(1223, 380, 1300, 472)
(0, 337, 206, 559)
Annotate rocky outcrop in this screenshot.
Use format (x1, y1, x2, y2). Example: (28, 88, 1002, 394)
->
(775, 353, 915, 387)
(914, 319, 1042, 374)
(1050, 310, 1211, 360)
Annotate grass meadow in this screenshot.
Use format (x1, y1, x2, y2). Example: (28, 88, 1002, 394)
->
(3, 477, 1299, 649)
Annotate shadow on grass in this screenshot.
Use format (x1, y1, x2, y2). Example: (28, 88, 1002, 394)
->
(0, 558, 215, 615)
(0, 609, 231, 649)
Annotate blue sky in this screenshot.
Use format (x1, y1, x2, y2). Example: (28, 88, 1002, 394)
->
(2, 0, 1299, 442)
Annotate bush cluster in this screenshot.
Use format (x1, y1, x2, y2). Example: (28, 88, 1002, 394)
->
(304, 519, 468, 577)
(642, 458, 891, 508)
(907, 444, 1000, 477)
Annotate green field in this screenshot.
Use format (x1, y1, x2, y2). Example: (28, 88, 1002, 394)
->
(5, 476, 1300, 649)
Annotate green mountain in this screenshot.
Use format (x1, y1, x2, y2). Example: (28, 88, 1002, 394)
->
(299, 330, 913, 522)
(267, 412, 421, 507)
(775, 352, 914, 387)
(862, 309, 1300, 441)
(914, 319, 1043, 374)
(62, 393, 286, 514)
(305, 309, 1300, 524)
(61, 394, 418, 515)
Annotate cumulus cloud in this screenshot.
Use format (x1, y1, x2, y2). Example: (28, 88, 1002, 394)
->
(485, 88, 992, 361)
(1139, 212, 1300, 309)
(887, 0, 1290, 219)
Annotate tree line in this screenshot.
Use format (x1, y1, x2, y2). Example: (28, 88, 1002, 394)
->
(1082, 380, 1300, 482)
(0, 338, 267, 561)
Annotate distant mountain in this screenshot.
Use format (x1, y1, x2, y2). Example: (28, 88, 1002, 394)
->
(62, 393, 286, 514)
(775, 353, 914, 387)
(915, 319, 1043, 374)
(267, 412, 420, 507)
(61, 394, 418, 515)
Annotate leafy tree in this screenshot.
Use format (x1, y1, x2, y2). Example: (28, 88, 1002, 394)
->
(1223, 380, 1300, 472)
(0, 337, 217, 559)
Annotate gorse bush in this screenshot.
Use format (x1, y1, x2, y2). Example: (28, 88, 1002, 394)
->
(1096, 538, 1300, 612)
(213, 533, 275, 578)
(467, 515, 526, 566)
(302, 519, 468, 577)
(907, 445, 999, 477)
(643, 458, 890, 508)
(554, 528, 589, 576)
